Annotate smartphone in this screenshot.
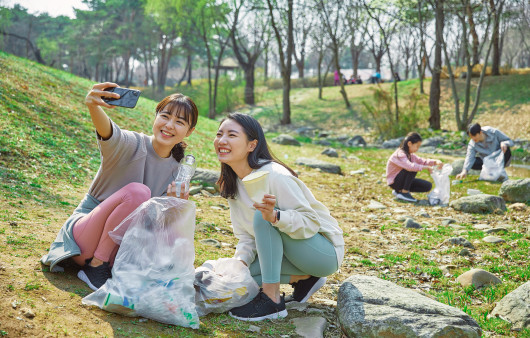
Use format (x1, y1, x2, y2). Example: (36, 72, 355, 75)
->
(103, 87, 141, 108)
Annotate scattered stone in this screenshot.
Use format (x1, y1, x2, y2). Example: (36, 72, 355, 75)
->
(204, 186, 217, 194)
(483, 236, 505, 244)
(404, 218, 422, 229)
(21, 308, 35, 319)
(338, 275, 482, 337)
(292, 317, 328, 338)
(456, 269, 502, 288)
(347, 155, 361, 161)
(484, 227, 508, 234)
(422, 136, 445, 148)
(295, 158, 341, 174)
(199, 239, 221, 248)
(392, 208, 408, 214)
(11, 300, 19, 309)
(490, 281, 530, 331)
(349, 169, 365, 175)
(272, 134, 301, 146)
(450, 194, 507, 214)
(189, 186, 202, 195)
(192, 168, 220, 189)
(247, 325, 261, 333)
(296, 126, 317, 137)
(138, 318, 148, 323)
(367, 200, 386, 210)
(345, 135, 367, 147)
(444, 237, 475, 249)
(382, 137, 404, 149)
(459, 249, 472, 256)
(440, 265, 458, 275)
(417, 199, 430, 206)
(313, 139, 331, 146)
(473, 224, 491, 230)
(450, 159, 481, 177)
(418, 146, 436, 154)
(321, 148, 338, 158)
(416, 211, 431, 218)
(510, 203, 528, 211)
(499, 179, 530, 203)
(442, 218, 456, 226)
(201, 190, 213, 197)
(286, 301, 308, 312)
(449, 224, 465, 230)
(9, 221, 17, 227)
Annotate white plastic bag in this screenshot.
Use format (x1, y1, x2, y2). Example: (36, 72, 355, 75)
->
(479, 149, 507, 181)
(428, 164, 453, 206)
(194, 258, 259, 316)
(82, 197, 199, 329)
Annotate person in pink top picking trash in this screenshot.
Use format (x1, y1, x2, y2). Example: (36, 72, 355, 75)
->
(386, 132, 443, 202)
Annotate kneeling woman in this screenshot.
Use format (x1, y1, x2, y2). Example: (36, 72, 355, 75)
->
(386, 132, 442, 202)
(214, 113, 344, 321)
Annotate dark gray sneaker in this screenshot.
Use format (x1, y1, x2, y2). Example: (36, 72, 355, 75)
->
(77, 259, 112, 291)
(229, 290, 287, 321)
(285, 276, 326, 303)
(396, 192, 417, 202)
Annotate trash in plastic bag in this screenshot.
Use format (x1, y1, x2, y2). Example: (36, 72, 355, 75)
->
(194, 258, 259, 316)
(82, 197, 199, 329)
(428, 164, 453, 206)
(479, 149, 507, 182)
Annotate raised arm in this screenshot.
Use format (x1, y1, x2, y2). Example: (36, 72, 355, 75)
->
(84, 82, 120, 139)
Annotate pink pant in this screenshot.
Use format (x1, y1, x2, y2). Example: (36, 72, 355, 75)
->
(72, 183, 151, 266)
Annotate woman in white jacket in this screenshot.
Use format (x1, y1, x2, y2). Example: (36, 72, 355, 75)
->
(213, 113, 344, 321)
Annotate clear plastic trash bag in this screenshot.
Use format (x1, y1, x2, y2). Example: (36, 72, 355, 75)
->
(479, 149, 507, 182)
(428, 164, 453, 206)
(82, 197, 199, 329)
(194, 258, 259, 316)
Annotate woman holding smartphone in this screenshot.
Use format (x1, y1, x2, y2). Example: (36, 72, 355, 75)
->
(214, 113, 344, 321)
(41, 82, 198, 291)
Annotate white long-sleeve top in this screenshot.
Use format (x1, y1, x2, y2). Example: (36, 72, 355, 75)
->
(228, 162, 345, 269)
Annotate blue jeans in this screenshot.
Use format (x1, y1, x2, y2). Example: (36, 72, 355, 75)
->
(249, 210, 338, 285)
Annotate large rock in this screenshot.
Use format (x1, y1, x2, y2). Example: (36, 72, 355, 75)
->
(499, 179, 530, 203)
(338, 275, 482, 337)
(382, 137, 404, 149)
(422, 136, 445, 148)
(450, 159, 481, 177)
(292, 317, 328, 338)
(192, 168, 220, 190)
(450, 194, 506, 214)
(491, 281, 530, 330)
(272, 134, 301, 146)
(295, 158, 341, 174)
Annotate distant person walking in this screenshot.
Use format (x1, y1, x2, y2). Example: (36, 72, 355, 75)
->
(456, 123, 514, 180)
(386, 132, 443, 202)
(334, 70, 340, 86)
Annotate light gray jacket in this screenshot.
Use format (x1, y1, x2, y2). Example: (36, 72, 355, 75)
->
(463, 126, 513, 172)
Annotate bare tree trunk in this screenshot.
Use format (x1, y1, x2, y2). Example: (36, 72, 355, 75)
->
(489, 0, 504, 75)
(466, 3, 480, 66)
(429, 0, 444, 130)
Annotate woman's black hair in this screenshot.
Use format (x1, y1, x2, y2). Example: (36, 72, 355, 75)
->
(399, 132, 422, 160)
(217, 113, 297, 199)
(467, 123, 481, 136)
(155, 93, 198, 162)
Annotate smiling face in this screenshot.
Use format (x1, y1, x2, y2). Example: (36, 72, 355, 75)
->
(214, 119, 257, 171)
(152, 106, 194, 157)
(407, 140, 422, 154)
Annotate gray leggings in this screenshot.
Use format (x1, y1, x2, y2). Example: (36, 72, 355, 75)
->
(249, 210, 338, 285)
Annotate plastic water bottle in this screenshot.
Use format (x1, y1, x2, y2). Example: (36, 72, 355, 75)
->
(174, 154, 196, 196)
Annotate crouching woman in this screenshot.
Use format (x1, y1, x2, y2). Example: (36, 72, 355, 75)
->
(213, 113, 344, 321)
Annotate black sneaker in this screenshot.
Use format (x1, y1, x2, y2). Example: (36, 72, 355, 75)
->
(285, 276, 326, 303)
(77, 259, 112, 291)
(396, 192, 417, 202)
(229, 290, 287, 322)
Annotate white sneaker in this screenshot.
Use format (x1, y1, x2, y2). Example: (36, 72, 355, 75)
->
(392, 190, 398, 197)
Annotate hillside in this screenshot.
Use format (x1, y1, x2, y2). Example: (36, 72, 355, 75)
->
(0, 52, 529, 337)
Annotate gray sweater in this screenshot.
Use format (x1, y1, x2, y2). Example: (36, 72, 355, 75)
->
(41, 121, 180, 271)
(463, 126, 514, 172)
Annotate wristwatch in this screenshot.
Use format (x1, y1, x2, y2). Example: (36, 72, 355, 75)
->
(276, 210, 280, 222)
